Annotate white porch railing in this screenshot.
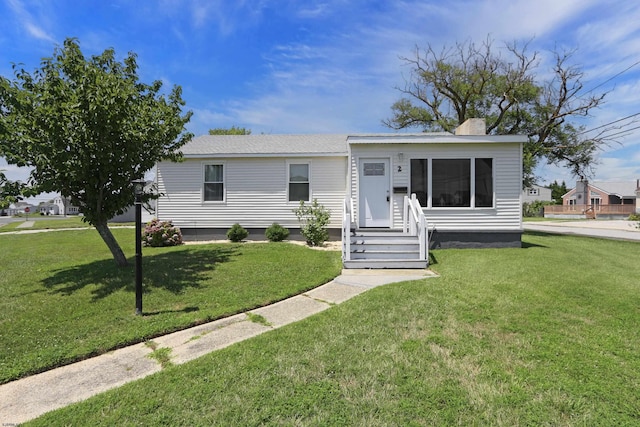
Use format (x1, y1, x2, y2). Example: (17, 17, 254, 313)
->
(342, 197, 355, 262)
(403, 193, 428, 261)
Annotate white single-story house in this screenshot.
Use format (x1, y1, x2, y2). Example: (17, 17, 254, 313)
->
(156, 119, 527, 268)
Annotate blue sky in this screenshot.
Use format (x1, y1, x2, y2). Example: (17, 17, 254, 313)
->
(1, 0, 639, 201)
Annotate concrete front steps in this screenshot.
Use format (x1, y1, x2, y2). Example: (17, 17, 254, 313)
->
(343, 229, 428, 269)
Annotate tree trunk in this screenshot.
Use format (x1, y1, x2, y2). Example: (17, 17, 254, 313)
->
(94, 220, 129, 267)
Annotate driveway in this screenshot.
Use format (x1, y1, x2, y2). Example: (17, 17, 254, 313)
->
(523, 220, 640, 242)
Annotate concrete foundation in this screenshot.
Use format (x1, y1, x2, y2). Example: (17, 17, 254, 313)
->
(428, 230, 522, 249)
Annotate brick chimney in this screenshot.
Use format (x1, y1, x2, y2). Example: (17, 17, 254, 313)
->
(455, 118, 486, 135)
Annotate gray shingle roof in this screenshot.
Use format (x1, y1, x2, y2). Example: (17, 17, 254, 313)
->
(591, 181, 638, 198)
(180, 131, 526, 157)
(181, 134, 349, 157)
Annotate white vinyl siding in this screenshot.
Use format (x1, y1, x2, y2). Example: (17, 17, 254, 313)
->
(157, 157, 346, 229)
(349, 142, 521, 230)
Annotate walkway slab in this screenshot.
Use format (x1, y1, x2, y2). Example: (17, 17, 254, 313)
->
(305, 281, 369, 304)
(156, 316, 270, 365)
(336, 268, 438, 288)
(251, 294, 331, 327)
(16, 220, 35, 228)
(0, 343, 158, 425)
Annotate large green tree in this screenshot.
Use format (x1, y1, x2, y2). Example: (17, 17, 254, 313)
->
(549, 180, 568, 204)
(0, 38, 192, 266)
(383, 37, 617, 185)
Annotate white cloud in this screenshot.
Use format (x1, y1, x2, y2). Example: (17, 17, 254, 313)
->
(5, 0, 55, 42)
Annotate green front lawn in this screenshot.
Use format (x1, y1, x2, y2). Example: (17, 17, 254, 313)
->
(0, 229, 341, 384)
(0, 216, 132, 232)
(26, 231, 640, 426)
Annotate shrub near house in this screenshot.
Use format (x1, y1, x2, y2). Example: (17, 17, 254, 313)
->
(142, 219, 183, 247)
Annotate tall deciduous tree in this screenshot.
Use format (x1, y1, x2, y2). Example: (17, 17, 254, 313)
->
(383, 37, 623, 185)
(549, 180, 568, 204)
(0, 38, 192, 266)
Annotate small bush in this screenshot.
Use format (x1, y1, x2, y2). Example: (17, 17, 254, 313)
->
(142, 219, 183, 247)
(227, 223, 249, 242)
(628, 213, 640, 221)
(523, 200, 554, 217)
(265, 223, 290, 242)
(293, 199, 331, 246)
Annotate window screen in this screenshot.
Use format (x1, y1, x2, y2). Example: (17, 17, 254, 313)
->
(289, 163, 310, 201)
(204, 164, 224, 201)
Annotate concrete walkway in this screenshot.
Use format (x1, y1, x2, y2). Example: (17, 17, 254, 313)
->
(523, 219, 640, 241)
(15, 220, 35, 228)
(0, 269, 437, 425)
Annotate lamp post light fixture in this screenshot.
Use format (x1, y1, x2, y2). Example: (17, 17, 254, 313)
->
(132, 178, 145, 316)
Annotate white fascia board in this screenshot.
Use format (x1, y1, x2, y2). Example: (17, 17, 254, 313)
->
(347, 135, 528, 144)
(182, 152, 348, 159)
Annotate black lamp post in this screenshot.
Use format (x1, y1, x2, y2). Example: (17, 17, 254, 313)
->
(132, 179, 145, 315)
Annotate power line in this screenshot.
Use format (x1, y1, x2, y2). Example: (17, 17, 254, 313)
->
(598, 124, 640, 139)
(577, 112, 640, 135)
(582, 59, 640, 95)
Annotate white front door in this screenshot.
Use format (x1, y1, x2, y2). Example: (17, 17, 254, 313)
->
(359, 158, 391, 227)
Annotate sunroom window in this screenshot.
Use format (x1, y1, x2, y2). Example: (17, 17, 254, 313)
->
(410, 157, 494, 208)
(474, 158, 493, 207)
(433, 159, 471, 207)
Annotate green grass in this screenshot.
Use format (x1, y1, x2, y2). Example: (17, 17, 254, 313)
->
(25, 231, 640, 426)
(0, 229, 341, 384)
(0, 216, 133, 232)
(522, 216, 577, 222)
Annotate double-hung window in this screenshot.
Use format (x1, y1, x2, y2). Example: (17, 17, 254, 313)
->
(203, 164, 224, 201)
(288, 162, 310, 202)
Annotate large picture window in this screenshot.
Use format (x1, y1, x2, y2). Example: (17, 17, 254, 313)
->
(288, 163, 310, 202)
(204, 164, 224, 201)
(410, 157, 494, 208)
(433, 159, 470, 207)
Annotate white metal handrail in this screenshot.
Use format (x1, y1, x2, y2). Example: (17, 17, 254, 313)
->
(342, 197, 354, 262)
(403, 194, 428, 261)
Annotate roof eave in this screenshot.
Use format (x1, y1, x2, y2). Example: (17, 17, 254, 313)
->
(181, 152, 348, 159)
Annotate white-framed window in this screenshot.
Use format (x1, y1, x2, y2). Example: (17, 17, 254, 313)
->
(528, 188, 539, 196)
(203, 163, 224, 202)
(288, 161, 310, 202)
(410, 157, 494, 208)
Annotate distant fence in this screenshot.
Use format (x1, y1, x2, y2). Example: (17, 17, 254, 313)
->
(544, 204, 635, 218)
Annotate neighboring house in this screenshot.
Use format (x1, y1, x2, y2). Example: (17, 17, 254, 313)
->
(156, 119, 527, 268)
(37, 196, 80, 216)
(7, 201, 38, 216)
(52, 196, 80, 215)
(546, 179, 639, 218)
(522, 184, 552, 203)
(38, 202, 60, 215)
